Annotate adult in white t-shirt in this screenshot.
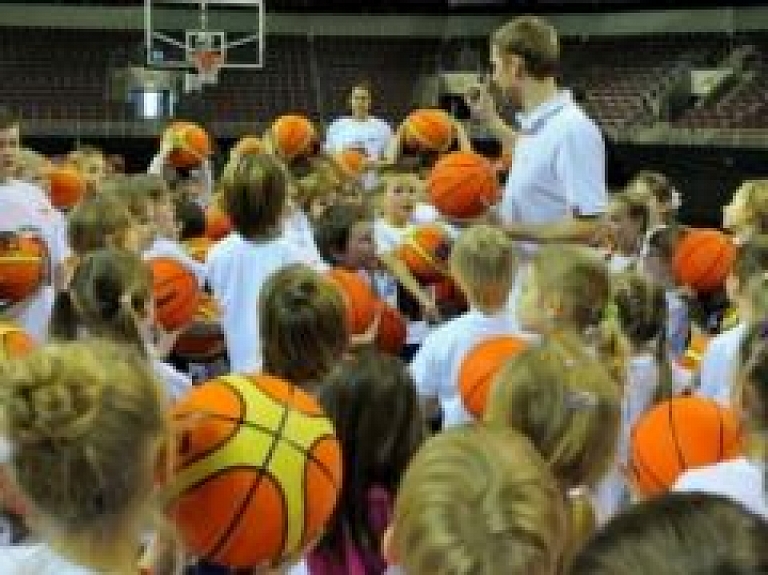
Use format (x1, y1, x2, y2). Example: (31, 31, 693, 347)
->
(0, 111, 69, 343)
(466, 16, 607, 245)
(325, 83, 393, 191)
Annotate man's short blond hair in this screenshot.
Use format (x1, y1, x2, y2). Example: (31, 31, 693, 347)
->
(492, 15, 560, 79)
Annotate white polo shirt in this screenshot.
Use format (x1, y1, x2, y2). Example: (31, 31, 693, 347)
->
(499, 90, 606, 227)
(324, 116, 393, 190)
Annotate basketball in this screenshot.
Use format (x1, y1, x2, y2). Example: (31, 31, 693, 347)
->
(149, 258, 201, 331)
(163, 121, 213, 168)
(395, 224, 452, 283)
(166, 373, 342, 569)
(403, 108, 454, 152)
(628, 396, 744, 498)
(427, 151, 501, 219)
(672, 228, 736, 294)
(326, 268, 378, 336)
(0, 234, 46, 304)
(173, 293, 226, 360)
(334, 148, 367, 180)
(231, 135, 264, 158)
(271, 114, 317, 161)
(48, 164, 86, 210)
(375, 301, 406, 355)
(0, 322, 35, 360)
(459, 336, 529, 418)
(184, 236, 214, 263)
(205, 205, 233, 241)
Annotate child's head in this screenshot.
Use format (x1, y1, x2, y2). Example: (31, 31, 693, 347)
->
(381, 172, 422, 224)
(485, 336, 621, 488)
(390, 425, 567, 575)
(50, 248, 152, 354)
(607, 191, 651, 255)
(723, 179, 768, 238)
(68, 146, 106, 192)
(260, 264, 348, 387)
(450, 224, 516, 313)
(625, 170, 679, 228)
(67, 192, 139, 255)
(14, 148, 49, 190)
(0, 339, 168, 572)
(521, 244, 612, 335)
(220, 153, 287, 240)
(102, 176, 155, 252)
(570, 493, 768, 575)
(130, 173, 177, 240)
(727, 235, 768, 315)
(314, 203, 376, 270)
(294, 170, 339, 222)
(175, 198, 207, 241)
(317, 350, 425, 556)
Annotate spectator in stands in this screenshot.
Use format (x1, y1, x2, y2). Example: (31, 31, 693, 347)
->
(325, 82, 393, 192)
(466, 15, 607, 245)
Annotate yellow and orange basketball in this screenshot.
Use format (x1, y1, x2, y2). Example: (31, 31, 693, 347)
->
(149, 258, 201, 331)
(163, 121, 213, 168)
(0, 234, 46, 304)
(672, 228, 736, 294)
(326, 268, 378, 336)
(375, 301, 406, 356)
(0, 321, 36, 360)
(459, 336, 529, 418)
(167, 373, 342, 569)
(395, 224, 453, 283)
(403, 109, 454, 153)
(271, 115, 317, 161)
(48, 164, 86, 210)
(427, 151, 501, 219)
(628, 396, 744, 498)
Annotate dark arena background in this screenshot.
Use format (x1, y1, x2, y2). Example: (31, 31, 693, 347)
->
(4, 0, 768, 226)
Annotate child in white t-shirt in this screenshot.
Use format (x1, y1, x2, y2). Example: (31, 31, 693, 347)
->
(410, 224, 528, 428)
(207, 153, 310, 373)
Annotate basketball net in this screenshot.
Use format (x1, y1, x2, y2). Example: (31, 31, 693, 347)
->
(186, 50, 223, 91)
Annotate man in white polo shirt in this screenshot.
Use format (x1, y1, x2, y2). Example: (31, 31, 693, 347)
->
(325, 83, 393, 191)
(468, 15, 607, 244)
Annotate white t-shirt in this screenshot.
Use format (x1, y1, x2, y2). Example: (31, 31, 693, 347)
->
(499, 90, 606, 227)
(674, 457, 768, 519)
(0, 179, 70, 343)
(409, 308, 533, 428)
(143, 236, 207, 287)
(206, 232, 307, 373)
(0, 543, 95, 574)
(281, 207, 328, 272)
(324, 116, 393, 190)
(697, 322, 747, 407)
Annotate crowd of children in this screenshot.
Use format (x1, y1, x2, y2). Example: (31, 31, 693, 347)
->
(0, 13, 766, 575)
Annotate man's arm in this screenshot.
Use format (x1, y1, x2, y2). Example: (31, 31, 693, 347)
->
(503, 215, 605, 244)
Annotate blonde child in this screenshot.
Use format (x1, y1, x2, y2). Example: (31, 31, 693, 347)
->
(0, 339, 173, 574)
(603, 191, 651, 273)
(386, 425, 567, 575)
(13, 148, 50, 191)
(698, 236, 768, 405)
(723, 179, 768, 242)
(309, 351, 425, 574)
(410, 224, 529, 427)
(206, 153, 311, 373)
(259, 264, 349, 392)
(50, 248, 191, 401)
(626, 170, 680, 232)
(68, 146, 107, 194)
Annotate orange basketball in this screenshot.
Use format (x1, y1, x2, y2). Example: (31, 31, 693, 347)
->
(167, 373, 342, 569)
(184, 236, 214, 263)
(459, 336, 529, 418)
(149, 258, 201, 331)
(205, 205, 233, 241)
(0, 234, 46, 304)
(163, 121, 213, 168)
(629, 396, 744, 498)
(395, 224, 453, 283)
(173, 294, 226, 360)
(231, 135, 264, 158)
(375, 301, 406, 355)
(48, 164, 86, 210)
(271, 115, 317, 161)
(403, 109, 454, 152)
(672, 229, 736, 294)
(334, 148, 367, 179)
(427, 151, 501, 219)
(326, 268, 378, 336)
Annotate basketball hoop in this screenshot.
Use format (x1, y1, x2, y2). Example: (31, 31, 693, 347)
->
(190, 49, 224, 85)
